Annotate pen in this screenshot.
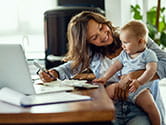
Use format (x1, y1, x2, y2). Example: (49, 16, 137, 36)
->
(33, 60, 57, 80)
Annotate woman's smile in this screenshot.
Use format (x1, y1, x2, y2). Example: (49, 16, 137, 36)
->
(87, 19, 113, 46)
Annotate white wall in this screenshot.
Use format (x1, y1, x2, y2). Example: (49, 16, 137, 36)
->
(105, 0, 131, 27)
(0, 0, 58, 59)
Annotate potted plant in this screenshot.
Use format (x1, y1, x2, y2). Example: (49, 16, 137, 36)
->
(131, 3, 166, 48)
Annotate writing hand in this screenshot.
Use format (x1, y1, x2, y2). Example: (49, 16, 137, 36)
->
(39, 69, 58, 82)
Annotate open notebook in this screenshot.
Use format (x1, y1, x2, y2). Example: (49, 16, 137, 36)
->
(0, 44, 91, 107)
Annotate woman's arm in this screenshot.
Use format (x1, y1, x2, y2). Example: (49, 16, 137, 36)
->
(129, 62, 157, 92)
(39, 61, 80, 82)
(147, 37, 166, 79)
(147, 37, 166, 59)
(53, 61, 77, 80)
(137, 62, 157, 84)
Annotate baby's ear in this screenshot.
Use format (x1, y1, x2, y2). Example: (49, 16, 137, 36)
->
(138, 38, 146, 44)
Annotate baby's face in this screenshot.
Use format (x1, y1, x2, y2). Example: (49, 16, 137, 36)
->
(120, 30, 145, 55)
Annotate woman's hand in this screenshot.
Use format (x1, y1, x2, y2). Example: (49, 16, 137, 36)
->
(72, 73, 96, 80)
(113, 76, 131, 100)
(39, 69, 58, 82)
(92, 77, 107, 84)
(113, 83, 129, 100)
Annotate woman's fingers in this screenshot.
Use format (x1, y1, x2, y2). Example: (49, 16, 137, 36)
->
(117, 87, 122, 100)
(39, 70, 57, 82)
(113, 83, 128, 100)
(113, 84, 119, 100)
(49, 70, 59, 79)
(93, 79, 104, 83)
(39, 72, 53, 82)
(121, 88, 126, 100)
(73, 73, 89, 80)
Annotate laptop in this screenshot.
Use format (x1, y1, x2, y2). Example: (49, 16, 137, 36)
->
(0, 44, 91, 107)
(0, 44, 35, 94)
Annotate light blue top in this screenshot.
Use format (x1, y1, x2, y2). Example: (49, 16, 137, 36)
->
(118, 48, 158, 75)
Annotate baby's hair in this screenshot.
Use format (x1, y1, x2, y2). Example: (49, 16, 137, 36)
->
(121, 20, 148, 42)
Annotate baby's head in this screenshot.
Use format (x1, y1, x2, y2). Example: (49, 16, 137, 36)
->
(120, 20, 148, 54)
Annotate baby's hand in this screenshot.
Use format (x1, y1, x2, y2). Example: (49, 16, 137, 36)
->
(92, 77, 107, 84)
(129, 79, 141, 93)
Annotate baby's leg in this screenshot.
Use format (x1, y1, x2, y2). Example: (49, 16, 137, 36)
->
(106, 83, 117, 99)
(135, 89, 161, 125)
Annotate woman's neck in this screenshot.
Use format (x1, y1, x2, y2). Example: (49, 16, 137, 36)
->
(106, 47, 123, 59)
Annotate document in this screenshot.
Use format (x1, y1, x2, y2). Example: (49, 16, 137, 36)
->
(34, 79, 99, 94)
(61, 79, 99, 89)
(34, 80, 74, 94)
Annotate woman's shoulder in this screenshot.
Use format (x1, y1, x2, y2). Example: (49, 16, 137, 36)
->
(147, 37, 160, 50)
(144, 48, 156, 54)
(147, 37, 166, 59)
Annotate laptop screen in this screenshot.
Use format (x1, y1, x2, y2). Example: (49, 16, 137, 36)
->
(0, 44, 35, 95)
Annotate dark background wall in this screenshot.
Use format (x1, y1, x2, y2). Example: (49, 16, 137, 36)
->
(57, 0, 105, 10)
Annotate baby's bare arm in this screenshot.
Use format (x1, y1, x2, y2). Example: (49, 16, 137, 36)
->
(93, 60, 122, 84)
(103, 60, 122, 81)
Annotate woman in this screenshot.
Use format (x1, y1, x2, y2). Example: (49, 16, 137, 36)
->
(39, 11, 166, 125)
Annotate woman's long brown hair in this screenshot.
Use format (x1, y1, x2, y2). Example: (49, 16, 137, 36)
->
(64, 11, 121, 73)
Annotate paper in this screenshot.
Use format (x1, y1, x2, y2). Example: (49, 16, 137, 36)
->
(0, 87, 25, 106)
(34, 79, 98, 94)
(61, 79, 99, 89)
(34, 80, 74, 94)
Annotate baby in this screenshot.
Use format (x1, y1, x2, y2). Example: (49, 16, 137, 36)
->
(93, 20, 160, 125)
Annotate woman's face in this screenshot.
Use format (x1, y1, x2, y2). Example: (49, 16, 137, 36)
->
(86, 19, 113, 46)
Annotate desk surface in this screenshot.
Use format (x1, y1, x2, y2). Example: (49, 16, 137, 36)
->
(0, 84, 115, 124)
